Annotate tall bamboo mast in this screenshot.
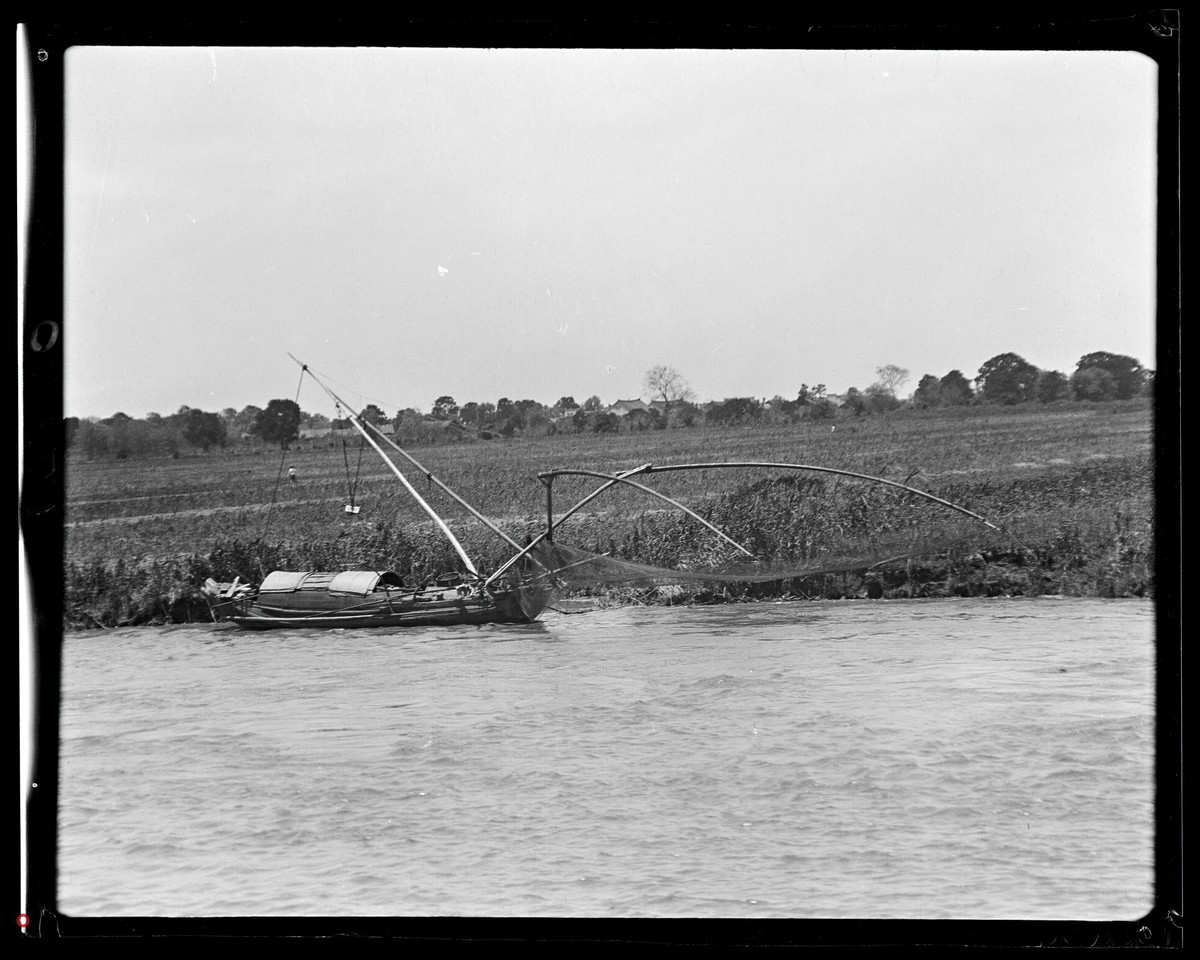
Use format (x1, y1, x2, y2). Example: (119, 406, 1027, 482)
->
(291, 357, 483, 576)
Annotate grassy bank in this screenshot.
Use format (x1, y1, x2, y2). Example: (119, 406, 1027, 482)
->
(63, 401, 1156, 628)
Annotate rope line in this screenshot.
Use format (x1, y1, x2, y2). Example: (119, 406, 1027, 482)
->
(254, 366, 308, 578)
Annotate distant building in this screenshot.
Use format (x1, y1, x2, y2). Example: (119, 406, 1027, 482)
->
(316, 420, 396, 438)
(607, 398, 650, 417)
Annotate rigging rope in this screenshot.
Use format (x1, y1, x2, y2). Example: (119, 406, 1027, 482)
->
(255, 366, 308, 578)
(342, 434, 366, 513)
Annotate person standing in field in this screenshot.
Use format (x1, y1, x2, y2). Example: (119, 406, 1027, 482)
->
(288, 465, 297, 483)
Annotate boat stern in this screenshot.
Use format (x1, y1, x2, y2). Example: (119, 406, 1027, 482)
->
(201, 578, 255, 622)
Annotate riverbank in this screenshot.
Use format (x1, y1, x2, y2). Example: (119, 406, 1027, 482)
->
(60, 402, 1155, 629)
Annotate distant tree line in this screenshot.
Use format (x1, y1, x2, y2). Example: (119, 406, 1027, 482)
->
(64, 400, 306, 459)
(960, 350, 1150, 406)
(65, 351, 1153, 459)
(65, 405, 233, 460)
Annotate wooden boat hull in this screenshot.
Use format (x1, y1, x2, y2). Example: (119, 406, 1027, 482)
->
(205, 571, 553, 631)
(229, 589, 549, 630)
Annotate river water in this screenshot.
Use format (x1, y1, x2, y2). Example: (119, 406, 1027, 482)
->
(56, 597, 1155, 921)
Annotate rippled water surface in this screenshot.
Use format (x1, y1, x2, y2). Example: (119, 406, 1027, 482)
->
(57, 597, 1155, 919)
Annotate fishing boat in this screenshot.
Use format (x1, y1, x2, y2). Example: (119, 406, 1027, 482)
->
(202, 569, 552, 631)
(201, 359, 556, 631)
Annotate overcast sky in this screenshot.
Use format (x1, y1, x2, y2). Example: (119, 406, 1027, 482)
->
(61, 45, 1158, 419)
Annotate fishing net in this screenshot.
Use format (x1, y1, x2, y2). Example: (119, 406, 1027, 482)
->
(519, 471, 1019, 594)
(525, 529, 982, 591)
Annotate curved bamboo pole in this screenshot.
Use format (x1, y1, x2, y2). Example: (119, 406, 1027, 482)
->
(534, 467, 757, 558)
(537, 460, 1002, 536)
(482, 463, 654, 588)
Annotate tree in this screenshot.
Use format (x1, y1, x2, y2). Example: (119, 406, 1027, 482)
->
(431, 396, 459, 420)
(590, 412, 619, 433)
(570, 408, 618, 433)
(1074, 352, 1144, 400)
(75, 418, 110, 459)
(938, 370, 974, 405)
(521, 404, 554, 436)
(181, 408, 227, 451)
(459, 401, 493, 426)
(393, 408, 425, 442)
(359, 404, 388, 426)
(1071, 366, 1118, 402)
(583, 395, 603, 412)
(864, 383, 901, 414)
(553, 396, 578, 414)
(253, 399, 303, 449)
(912, 374, 942, 408)
(871, 364, 910, 399)
(232, 405, 263, 437)
(842, 387, 867, 417)
(644, 365, 695, 410)
(668, 400, 703, 428)
(102, 415, 138, 459)
(459, 401, 480, 425)
(1035, 370, 1071, 403)
(806, 397, 835, 421)
(493, 397, 521, 435)
(706, 397, 763, 425)
(766, 395, 800, 422)
(489, 398, 547, 436)
(623, 408, 665, 432)
(976, 353, 1039, 404)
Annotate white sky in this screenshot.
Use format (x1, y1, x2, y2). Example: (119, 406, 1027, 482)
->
(62, 46, 1158, 419)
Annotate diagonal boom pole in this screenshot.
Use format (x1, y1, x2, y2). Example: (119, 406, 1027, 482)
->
(291, 356, 480, 577)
